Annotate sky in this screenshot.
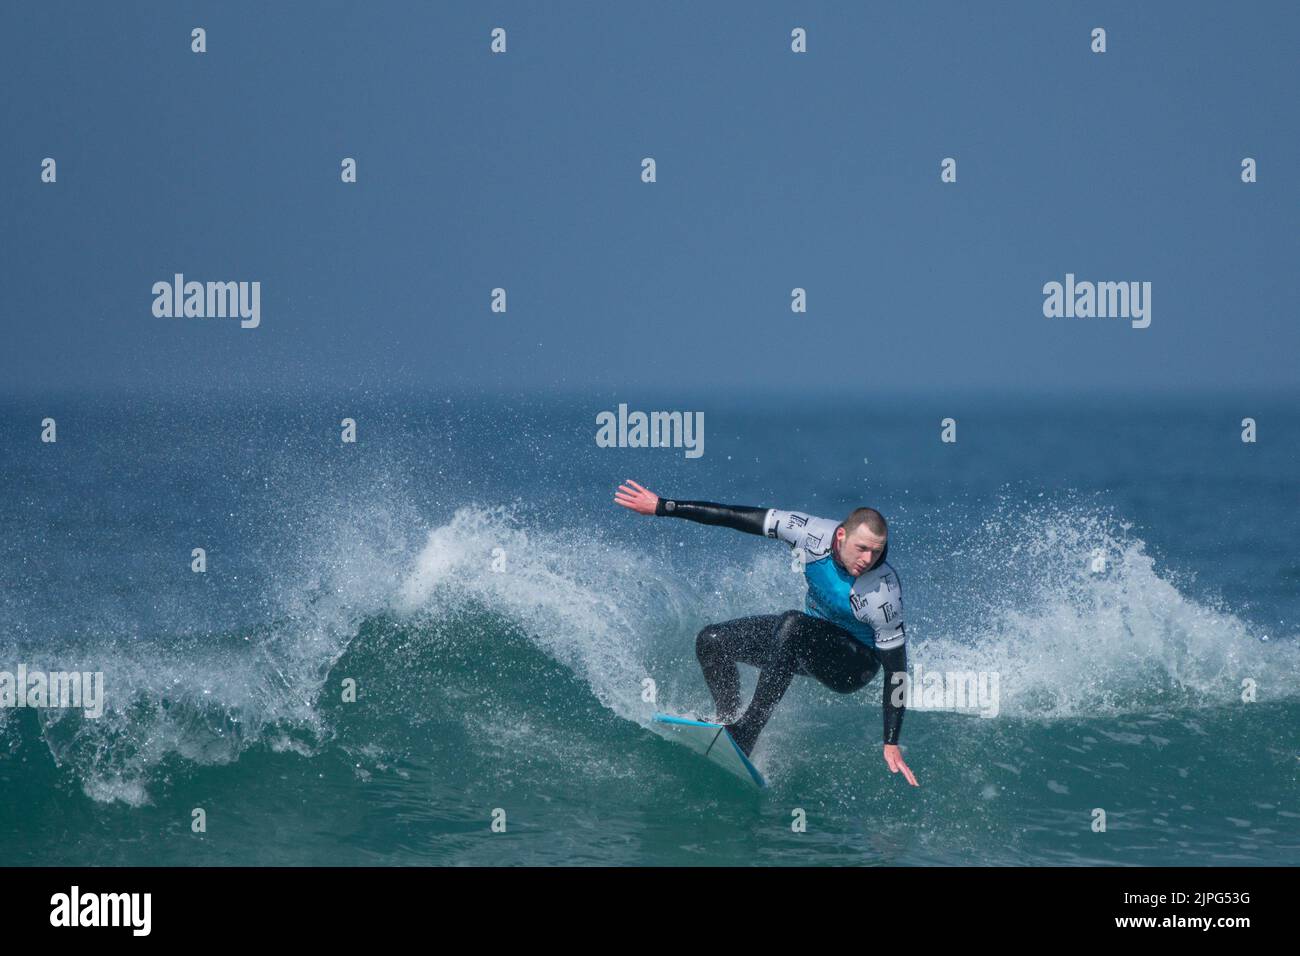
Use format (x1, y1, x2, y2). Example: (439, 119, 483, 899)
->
(2, 1, 1297, 396)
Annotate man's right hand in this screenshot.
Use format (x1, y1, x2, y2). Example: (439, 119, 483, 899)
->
(614, 479, 659, 516)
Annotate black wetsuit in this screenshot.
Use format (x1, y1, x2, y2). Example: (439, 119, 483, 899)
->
(655, 497, 907, 756)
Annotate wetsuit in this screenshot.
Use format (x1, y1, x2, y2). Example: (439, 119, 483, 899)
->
(655, 497, 907, 756)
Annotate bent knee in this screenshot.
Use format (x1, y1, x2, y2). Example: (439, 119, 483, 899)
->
(773, 610, 805, 644)
(777, 610, 804, 629)
(695, 626, 723, 660)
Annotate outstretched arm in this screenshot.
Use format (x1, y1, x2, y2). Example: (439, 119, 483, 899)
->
(614, 480, 767, 536)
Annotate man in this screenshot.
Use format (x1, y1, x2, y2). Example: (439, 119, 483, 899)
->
(615, 479, 919, 786)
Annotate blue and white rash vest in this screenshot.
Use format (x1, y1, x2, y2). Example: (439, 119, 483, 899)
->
(761, 508, 905, 652)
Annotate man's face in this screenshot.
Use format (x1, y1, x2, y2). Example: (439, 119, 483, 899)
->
(836, 524, 886, 577)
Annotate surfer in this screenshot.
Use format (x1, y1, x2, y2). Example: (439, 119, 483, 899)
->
(615, 480, 918, 786)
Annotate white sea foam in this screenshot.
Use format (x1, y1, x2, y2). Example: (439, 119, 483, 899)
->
(396, 505, 663, 722)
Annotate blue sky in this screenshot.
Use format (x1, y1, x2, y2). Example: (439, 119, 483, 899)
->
(3, 1, 1296, 394)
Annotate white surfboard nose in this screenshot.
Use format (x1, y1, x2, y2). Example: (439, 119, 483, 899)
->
(652, 713, 767, 788)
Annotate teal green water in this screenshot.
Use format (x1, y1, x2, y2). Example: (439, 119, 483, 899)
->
(1, 391, 1297, 865)
(6, 607, 1296, 865)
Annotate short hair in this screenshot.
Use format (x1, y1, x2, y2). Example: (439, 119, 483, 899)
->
(842, 507, 887, 539)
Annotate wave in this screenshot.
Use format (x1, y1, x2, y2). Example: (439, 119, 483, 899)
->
(2, 498, 1294, 806)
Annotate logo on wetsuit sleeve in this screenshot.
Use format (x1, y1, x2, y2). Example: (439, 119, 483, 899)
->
(804, 531, 830, 558)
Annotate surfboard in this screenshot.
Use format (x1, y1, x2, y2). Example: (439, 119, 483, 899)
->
(652, 713, 767, 788)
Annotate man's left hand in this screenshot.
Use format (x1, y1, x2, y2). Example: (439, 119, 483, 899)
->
(883, 744, 919, 786)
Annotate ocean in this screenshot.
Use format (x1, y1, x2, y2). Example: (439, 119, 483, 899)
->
(1, 387, 1296, 865)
